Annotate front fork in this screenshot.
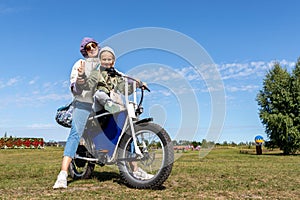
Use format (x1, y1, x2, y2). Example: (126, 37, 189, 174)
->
(127, 112, 143, 158)
(125, 78, 144, 158)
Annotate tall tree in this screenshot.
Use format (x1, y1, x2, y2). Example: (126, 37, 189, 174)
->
(257, 61, 300, 154)
(289, 59, 300, 152)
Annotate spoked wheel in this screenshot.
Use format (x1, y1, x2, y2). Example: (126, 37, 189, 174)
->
(117, 122, 174, 189)
(69, 145, 95, 179)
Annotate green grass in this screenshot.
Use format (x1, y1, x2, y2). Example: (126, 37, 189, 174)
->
(0, 147, 299, 199)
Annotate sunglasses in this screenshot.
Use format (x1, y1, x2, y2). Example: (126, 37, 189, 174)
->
(85, 43, 98, 51)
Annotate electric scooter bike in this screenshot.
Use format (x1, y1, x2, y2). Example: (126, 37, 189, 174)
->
(68, 75, 174, 189)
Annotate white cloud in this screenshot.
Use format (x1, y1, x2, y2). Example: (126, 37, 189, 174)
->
(0, 76, 21, 89)
(14, 93, 72, 106)
(26, 123, 56, 129)
(218, 60, 295, 80)
(0, 5, 30, 15)
(28, 76, 39, 85)
(226, 85, 259, 92)
(62, 80, 69, 88)
(36, 93, 72, 101)
(28, 80, 35, 85)
(7, 77, 19, 86)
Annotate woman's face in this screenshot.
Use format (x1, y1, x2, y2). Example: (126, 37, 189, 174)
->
(100, 51, 115, 68)
(85, 42, 99, 58)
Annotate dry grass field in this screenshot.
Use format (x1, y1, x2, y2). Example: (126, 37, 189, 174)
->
(0, 146, 299, 199)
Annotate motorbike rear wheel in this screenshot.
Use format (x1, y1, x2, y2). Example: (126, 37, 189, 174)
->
(117, 122, 174, 189)
(69, 145, 95, 179)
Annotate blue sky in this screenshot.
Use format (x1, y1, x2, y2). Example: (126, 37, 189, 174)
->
(0, 0, 299, 143)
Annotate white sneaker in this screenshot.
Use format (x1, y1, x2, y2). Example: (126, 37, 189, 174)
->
(133, 167, 154, 180)
(53, 171, 68, 189)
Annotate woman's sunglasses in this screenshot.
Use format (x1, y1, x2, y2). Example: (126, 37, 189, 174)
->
(85, 43, 98, 51)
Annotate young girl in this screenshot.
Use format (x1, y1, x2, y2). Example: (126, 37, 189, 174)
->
(93, 46, 124, 113)
(78, 46, 138, 113)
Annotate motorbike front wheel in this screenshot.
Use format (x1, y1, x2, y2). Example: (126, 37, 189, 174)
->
(117, 122, 174, 189)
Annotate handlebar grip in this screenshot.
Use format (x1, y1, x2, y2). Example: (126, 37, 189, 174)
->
(139, 81, 150, 92)
(142, 85, 151, 92)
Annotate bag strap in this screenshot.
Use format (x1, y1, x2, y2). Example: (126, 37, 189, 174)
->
(57, 100, 74, 111)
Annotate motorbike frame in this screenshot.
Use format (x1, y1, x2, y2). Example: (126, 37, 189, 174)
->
(74, 76, 150, 165)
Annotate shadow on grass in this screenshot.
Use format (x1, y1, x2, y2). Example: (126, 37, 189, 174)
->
(261, 153, 300, 156)
(92, 171, 120, 182)
(69, 171, 167, 190)
(66, 171, 120, 187)
(239, 149, 300, 156)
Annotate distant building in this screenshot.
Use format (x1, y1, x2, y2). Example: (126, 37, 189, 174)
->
(57, 141, 66, 147)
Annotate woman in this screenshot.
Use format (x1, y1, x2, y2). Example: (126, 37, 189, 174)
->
(53, 37, 100, 189)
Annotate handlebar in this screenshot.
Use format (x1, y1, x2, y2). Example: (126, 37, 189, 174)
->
(104, 67, 150, 92)
(122, 75, 150, 92)
(121, 75, 150, 111)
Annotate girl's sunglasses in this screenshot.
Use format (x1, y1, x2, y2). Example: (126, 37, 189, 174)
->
(85, 43, 97, 51)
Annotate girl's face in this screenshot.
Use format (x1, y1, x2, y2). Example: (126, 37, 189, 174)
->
(85, 42, 99, 58)
(100, 51, 115, 68)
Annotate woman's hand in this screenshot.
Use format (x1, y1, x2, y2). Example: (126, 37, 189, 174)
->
(76, 61, 86, 84)
(78, 60, 86, 76)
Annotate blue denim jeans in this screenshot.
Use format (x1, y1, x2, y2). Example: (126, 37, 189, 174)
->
(63, 101, 92, 158)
